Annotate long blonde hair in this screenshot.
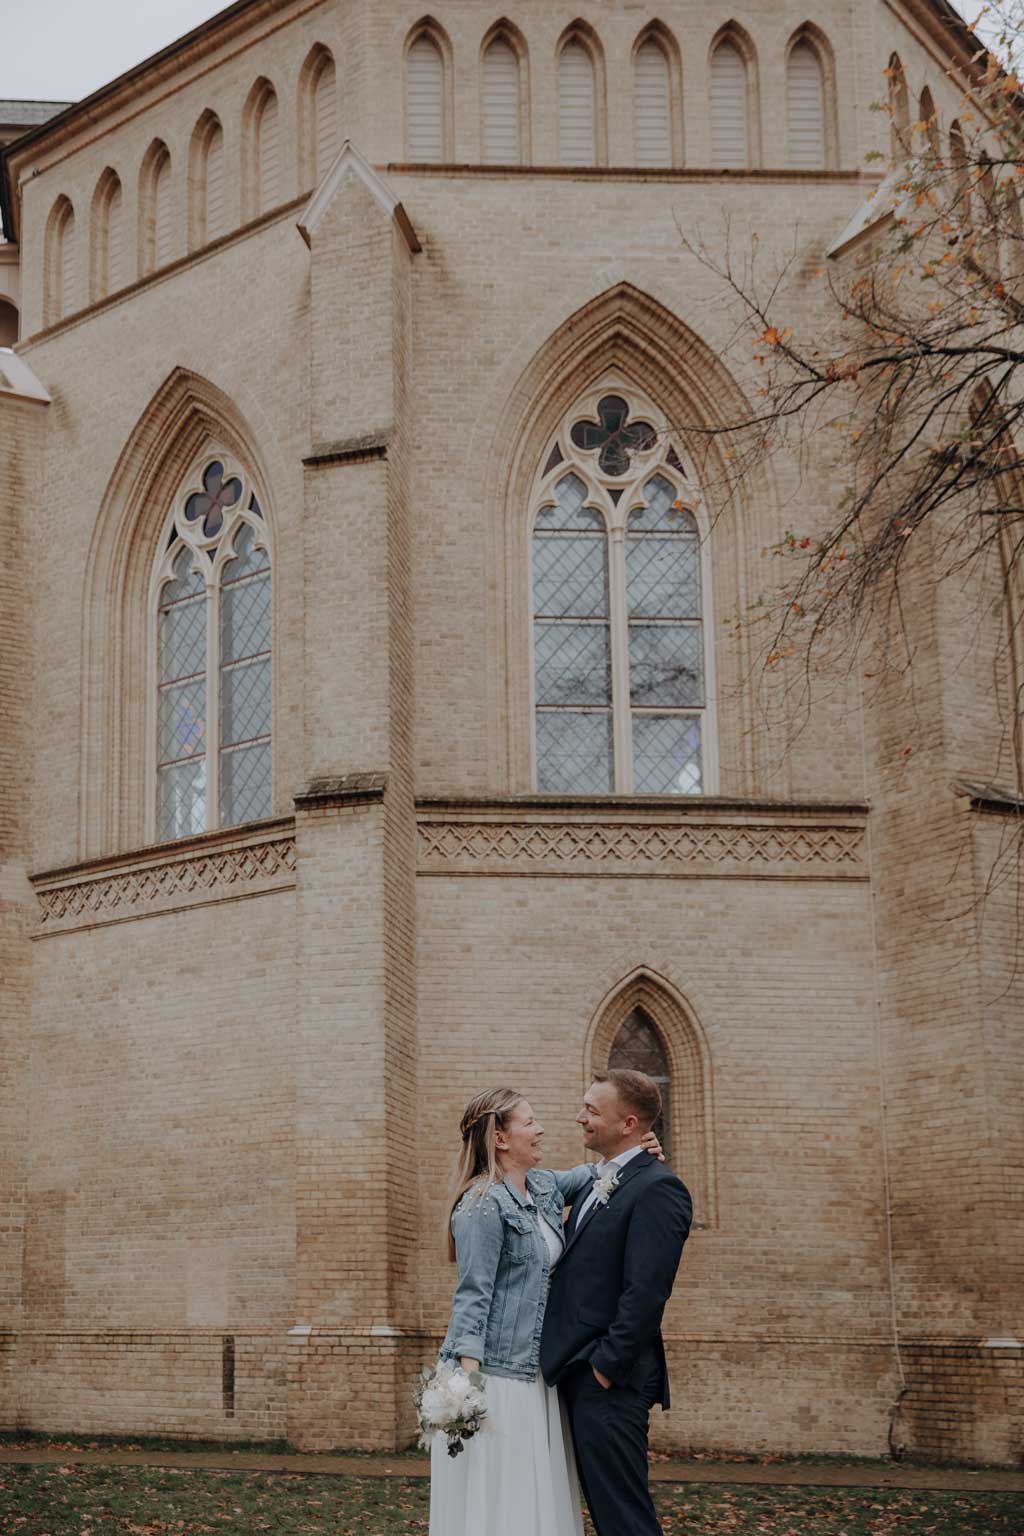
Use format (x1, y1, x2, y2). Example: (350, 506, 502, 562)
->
(446, 1087, 524, 1262)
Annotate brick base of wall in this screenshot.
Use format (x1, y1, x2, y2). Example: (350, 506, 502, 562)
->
(898, 1345, 1024, 1466)
(2, 1332, 1020, 1464)
(5, 1333, 288, 1441)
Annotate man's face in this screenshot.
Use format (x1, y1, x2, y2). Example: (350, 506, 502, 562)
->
(576, 1080, 629, 1157)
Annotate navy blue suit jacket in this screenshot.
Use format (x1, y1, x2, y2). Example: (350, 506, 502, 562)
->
(539, 1151, 692, 1408)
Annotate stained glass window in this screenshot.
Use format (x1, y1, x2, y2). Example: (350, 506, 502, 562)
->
(532, 397, 712, 795)
(609, 1007, 671, 1153)
(155, 460, 271, 841)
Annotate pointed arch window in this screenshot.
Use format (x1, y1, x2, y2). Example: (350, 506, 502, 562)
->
(406, 32, 445, 161)
(141, 143, 173, 275)
(482, 34, 521, 164)
(888, 53, 910, 159)
(531, 388, 715, 796)
(918, 86, 939, 157)
(257, 88, 281, 212)
(46, 197, 77, 323)
(191, 116, 226, 248)
(710, 39, 749, 168)
(558, 38, 597, 166)
(633, 36, 672, 168)
(151, 458, 272, 841)
(92, 172, 125, 301)
(609, 1007, 671, 1149)
(313, 56, 337, 180)
(786, 40, 825, 169)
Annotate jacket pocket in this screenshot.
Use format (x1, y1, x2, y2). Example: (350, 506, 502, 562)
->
(501, 1209, 535, 1264)
(578, 1306, 614, 1328)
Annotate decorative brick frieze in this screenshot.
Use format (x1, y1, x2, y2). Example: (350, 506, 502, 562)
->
(415, 798, 867, 880)
(32, 820, 296, 934)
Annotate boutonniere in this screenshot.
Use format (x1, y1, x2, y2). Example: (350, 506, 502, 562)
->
(592, 1169, 621, 1207)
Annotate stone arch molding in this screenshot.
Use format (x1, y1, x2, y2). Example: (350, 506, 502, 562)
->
(585, 965, 718, 1230)
(79, 367, 276, 859)
(484, 281, 775, 796)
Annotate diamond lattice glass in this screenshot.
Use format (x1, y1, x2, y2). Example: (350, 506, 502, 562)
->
(628, 624, 703, 707)
(220, 656, 271, 746)
(626, 537, 701, 619)
(609, 1007, 671, 1152)
(535, 710, 613, 794)
(157, 756, 207, 840)
(534, 473, 604, 531)
(220, 741, 272, 826)
(158, 678, 207, 764)
(533, 532, 608, 618)
(628, 474, 698, 534)
(631, 714, 702, 794)
(534, 622, 611, 707)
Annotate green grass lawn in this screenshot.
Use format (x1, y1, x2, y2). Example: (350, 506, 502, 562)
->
(0, 1464, 1021, 1535)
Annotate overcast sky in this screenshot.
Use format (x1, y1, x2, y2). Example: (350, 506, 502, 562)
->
(1, 0, 983, 105)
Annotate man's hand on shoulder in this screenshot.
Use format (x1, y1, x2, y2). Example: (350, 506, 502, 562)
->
(592, 1366, 612, 1390)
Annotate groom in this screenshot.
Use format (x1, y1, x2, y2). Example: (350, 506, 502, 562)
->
(540, 1069, 692, 1536)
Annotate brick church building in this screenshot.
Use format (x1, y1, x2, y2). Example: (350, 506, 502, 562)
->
(0, 0, 1020, 1463)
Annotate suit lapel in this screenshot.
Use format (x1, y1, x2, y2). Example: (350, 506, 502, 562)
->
(559, 1152, 655, 1264)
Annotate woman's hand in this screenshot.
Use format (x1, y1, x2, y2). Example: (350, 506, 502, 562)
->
(460, 1356, 480, 1374)
(640, 1129, 666, 1162)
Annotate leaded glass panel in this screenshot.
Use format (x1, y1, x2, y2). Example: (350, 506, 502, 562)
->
(632, 714, 702, 794)
(535, 710, 613, 794)
(628, 624, 703, 707)
(627, 474, 697, 534)
(220, 740, 272, 826)
(626, 537, 701, 619)
(534, 622, 610, 706)
(157, 756, 207, 841)
(533, 533, 608, 618)
(158, 678, 207, 765)
(609, 1007, 671, 1151)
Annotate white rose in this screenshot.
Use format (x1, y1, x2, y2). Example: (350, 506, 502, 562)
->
(447, 1372, 473, 1405)
(421, 1388, 447, 1425)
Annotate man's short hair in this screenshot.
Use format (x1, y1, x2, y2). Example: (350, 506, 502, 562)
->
(594, 1069, 662, 1129)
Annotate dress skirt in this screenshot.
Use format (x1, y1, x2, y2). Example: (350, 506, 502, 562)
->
(429, 1370, 584, 1536)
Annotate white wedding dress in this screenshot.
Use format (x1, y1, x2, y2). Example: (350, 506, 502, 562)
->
(429, 1211, 584, 1536)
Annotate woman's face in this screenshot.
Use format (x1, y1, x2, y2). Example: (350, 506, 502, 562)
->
(495, 1099, 545, 1170)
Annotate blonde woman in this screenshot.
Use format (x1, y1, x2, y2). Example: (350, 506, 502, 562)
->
(430, 1088, 662, 1536)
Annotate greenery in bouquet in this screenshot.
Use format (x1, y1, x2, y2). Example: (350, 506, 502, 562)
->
(414, 1360, 489, 1457)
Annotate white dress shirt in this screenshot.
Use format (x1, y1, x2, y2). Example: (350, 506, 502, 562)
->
(573, 1143, 646, 1229)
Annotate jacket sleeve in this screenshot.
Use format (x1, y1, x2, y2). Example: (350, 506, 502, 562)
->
(590, 1176, 692, 1387)
(551, 1164, 597, 1201)
(446, 1190, 504, 1361)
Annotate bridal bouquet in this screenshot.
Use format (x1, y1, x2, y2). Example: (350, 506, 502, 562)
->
(414, 1360, 488, 1457)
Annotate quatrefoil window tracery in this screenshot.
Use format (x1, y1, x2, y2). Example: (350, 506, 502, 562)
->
(184, 461, 243, 539)
(569, 394, 658, 477)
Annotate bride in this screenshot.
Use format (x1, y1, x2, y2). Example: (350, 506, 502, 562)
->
(429, 1087, 662, 1536)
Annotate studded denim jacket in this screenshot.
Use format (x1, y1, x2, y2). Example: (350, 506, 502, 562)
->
(439, 1164, 597, 1381)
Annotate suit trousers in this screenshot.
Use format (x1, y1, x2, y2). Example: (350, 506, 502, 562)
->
(560, 1357, 664, 1536)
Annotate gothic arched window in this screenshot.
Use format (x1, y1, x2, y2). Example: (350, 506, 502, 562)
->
(531, 386, 715, 796)
(151, 457, 272, 841)
(609, 1007, 671, 1152)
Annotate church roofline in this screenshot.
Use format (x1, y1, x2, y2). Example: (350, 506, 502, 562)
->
(0, 0, 286, 242)
(0, 0, 992, 243)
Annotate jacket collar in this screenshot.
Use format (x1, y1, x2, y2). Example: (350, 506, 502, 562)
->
(559, 1150, 656, 1262)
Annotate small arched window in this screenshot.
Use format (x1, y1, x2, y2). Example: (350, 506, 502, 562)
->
(786, 40, 825, 169)
(0, 299, 18, 347)
(482, 34, 521, 164)
(257, 89, 281, 212)
(950, 120, 970, 222)
(299, 47, 338, 186)
(191, 115, 226, 249)
(918, 86, 940, 157)
(532, 388, 714, 795)
(710, 39, 749, 168)
(46, 196, 76, 324)
(141, 143, 173, 275)
(406, 32, 445, 160)
(558, 38, 597, 166)
(152, 458, 272, 841)
(888, 53, 910, 158)
(633, 35, 672, 168)
(93, 172, 125, 300)
(609, 1007, 671, 1150)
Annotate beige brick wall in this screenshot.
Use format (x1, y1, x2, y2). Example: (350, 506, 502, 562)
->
(0, 0, 1019, 1464)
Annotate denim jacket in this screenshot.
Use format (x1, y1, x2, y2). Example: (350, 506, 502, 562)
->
(440, 1164, 597, 1381)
